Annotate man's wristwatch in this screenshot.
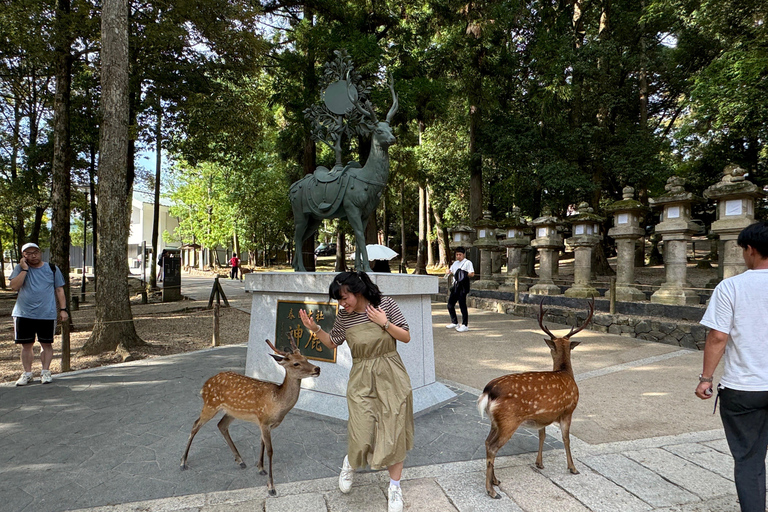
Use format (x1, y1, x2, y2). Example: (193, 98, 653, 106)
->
(60, 308, 68, 313)
(699, 374, 713, 383)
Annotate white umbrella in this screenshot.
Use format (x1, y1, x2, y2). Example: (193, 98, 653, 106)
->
(365, 244, 399, 261)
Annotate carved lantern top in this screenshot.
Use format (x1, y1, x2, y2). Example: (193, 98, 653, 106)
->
(473, 211, 499, 249)
(531, 209, 563, 249)
(649, 176, 701, 207)
(703, 164, 763, 201)
(499, 206, 530, 247)
(448, 225, 474, 249)
(705, 165, 765, 233)
(607, 187, 646, 239)
(566, 202, 604, 247)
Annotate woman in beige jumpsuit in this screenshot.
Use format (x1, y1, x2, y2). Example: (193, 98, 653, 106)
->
(299, 271, 413, 512)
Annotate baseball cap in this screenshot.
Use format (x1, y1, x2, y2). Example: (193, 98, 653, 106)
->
(21, 242, 40, 253)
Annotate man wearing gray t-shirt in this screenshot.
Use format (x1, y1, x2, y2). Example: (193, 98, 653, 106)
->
(696, 221, 768, 512)
(9, 243, 68, 386)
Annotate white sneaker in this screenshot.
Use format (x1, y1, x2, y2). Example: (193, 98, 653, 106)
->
(456, 325, 469, 332)
(388, 484, 403, 512)
(339, 455, 354, 493)
(41, 370, 53, 384)
(15, 372, 33, 386)
(445, 323, 458, 329)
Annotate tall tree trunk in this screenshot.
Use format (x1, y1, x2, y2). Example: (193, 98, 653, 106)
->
(415, 185, 428, 274)
(81, 0, 145, 357)
(400, 182, 407, 273)
(433, 207, 449, 267)
(469, 88, 483, 224)
(89, 147, 98, 287)
(335, 224, 346, 272)
(150, 105, 161, 289)
(301, 3, 316, 174)
(50, 0, 74, 315)
(426, 186, 435, 267)
(0, 234, 6, 289)
(31, 207, 45, 243)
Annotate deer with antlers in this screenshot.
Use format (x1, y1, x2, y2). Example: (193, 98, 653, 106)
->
(477, 299, 594, 499)
(180, 335, 320, 496)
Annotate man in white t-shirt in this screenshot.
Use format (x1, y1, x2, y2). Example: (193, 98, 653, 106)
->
(443, 247, 475, 332)
(696, 221, 768, 512)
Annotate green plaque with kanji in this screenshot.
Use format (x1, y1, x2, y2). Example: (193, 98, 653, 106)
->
(275, 300, 338, 363)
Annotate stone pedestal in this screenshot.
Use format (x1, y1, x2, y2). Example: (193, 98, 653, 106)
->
(473, 211, 499, 290)
(564, 203, 603, 298)
(649, 177, 702, 305)
(529, 212, 563, 296)
(703, 165, 764, 283)
(244, 272, 455, 421)
(605, 187, 648, 302)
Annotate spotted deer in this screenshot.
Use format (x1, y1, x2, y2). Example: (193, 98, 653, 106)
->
(477, 299, 594, 498)
(180, 335, 320, 496)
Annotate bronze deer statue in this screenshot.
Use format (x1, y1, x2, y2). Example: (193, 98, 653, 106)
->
(180, 335, 320, 496)
(477, 299, 594, 499)
(289, 76, 398, 272)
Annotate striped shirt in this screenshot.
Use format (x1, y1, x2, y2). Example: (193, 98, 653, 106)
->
(330, 296, 409, 346)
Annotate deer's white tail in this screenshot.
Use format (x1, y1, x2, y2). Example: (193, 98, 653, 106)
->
(477, 393, 490, 419)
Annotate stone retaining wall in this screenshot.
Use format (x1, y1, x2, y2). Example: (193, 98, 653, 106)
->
(434, 292, 707, 350)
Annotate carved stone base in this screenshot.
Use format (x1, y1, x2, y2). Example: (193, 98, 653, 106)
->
(564, 285, 599, 299)
(650, 283, 700, 305)
(606, 285, 647, 302)
(528, 282, 562, 295)
(473, 279, 499, 290)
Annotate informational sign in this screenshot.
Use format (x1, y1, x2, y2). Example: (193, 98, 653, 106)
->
(275, 300, 338, 363)
(617, 213, 629, 225)
(666, 206, 681, 219)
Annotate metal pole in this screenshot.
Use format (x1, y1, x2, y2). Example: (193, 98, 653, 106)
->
(609, 276, 616, 315)
(212, 302, 220, 347)
(142, 241, 147, 287)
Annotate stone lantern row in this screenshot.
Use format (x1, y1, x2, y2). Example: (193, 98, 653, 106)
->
(448, 166, 764, 305)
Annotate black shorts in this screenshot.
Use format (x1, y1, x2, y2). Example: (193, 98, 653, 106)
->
(14, 317, 56, 344)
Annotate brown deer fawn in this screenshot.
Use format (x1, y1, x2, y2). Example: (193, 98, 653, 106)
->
(477, 299, 594, 498)
(180, 335, 320, 496)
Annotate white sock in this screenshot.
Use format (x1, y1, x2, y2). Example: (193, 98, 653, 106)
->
(24, 372, 33, 376)
(389, 479, 400, 488)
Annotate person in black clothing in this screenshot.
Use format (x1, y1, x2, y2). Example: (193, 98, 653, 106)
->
(443, 247, 475, 332)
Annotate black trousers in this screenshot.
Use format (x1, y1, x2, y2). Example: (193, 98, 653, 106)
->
(718, 386, 768, 512)
(230, 266, 239, 279)
(447, 287, 469, 326)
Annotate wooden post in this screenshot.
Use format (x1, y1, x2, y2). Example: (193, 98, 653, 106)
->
(61, 318, 71, 372)
(212, 302, 220, 347)
(514, 275, 520, 304)
(609, 276, 616, 315)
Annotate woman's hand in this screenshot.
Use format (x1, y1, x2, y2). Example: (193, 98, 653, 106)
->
(365, 304, 388, 327)
(298, 308, 320, 333)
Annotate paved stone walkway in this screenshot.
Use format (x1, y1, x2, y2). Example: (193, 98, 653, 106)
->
(0, 275, 753, 512)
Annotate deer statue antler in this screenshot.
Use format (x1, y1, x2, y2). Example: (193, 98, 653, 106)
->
(385, 73, 398, 124)
(346, 70, 378, 124)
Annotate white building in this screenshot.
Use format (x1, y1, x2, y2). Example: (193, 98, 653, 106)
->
(128, 196, 180, 269)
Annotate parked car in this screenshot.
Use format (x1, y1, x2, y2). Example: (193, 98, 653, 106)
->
(314, 243, 337, 256)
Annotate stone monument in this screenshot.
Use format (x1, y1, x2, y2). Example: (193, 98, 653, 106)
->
(529, 209, 564, 295)
(244, 272, 456, 421)
(649, 176, 703, 305)
(605, 187, 648, 301)
(472, 211, 500, 290)
(564, 202, 603, 298)
(703, 165, 764, 282)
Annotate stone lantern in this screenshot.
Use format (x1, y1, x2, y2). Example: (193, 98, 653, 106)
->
(448, 225, 473, 252)
(499, 206, 531, 277)
(605, 186, 649, 301)
(472, 211, 499, 289)
(529, 209, 563, 295)
(564, 202, 604, 298)
(648, 176, 703, 305)
(704, 165, 764, 281)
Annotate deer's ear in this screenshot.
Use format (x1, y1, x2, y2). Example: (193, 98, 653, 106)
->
(569, 340, 581, 350)
(545, 338, 556, 351)
(269, 353, 285, 362)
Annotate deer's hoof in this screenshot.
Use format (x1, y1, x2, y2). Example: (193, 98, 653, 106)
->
(569, 467, 580, 475)
(536, 462, 544, 469)
(268, 489, 277, 497)
(180, 463, 188, 471)
(259, 469, 267, 475)
(239, 462, 247, 469)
